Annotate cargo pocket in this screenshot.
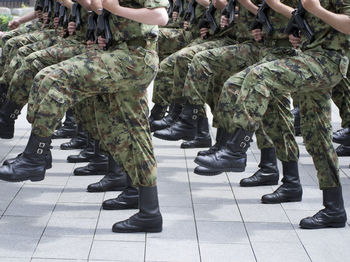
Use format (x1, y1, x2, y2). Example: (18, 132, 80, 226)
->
(47, 88, 66, 104)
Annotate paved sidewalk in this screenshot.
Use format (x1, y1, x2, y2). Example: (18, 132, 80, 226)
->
(0, 103, 350, 262)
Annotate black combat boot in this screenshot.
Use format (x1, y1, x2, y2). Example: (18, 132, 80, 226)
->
(150, 103, 182, 132)
(112, 186, 162, 233)
(194, 128, 253, 174)
(66, 134, 95, 163)
(149, 104, 167, 131)
(335, 144, 350, 157)
(153, 104, 202, 141)
(102, 175, 139, 209)
(197, 128, 224, 156)
(333, 127, 350, 145)
(73, 141, 108, 176)
(292, 107, 301, 136)
(52, 109, 77, 139)
(0, 132, 51, 182)
(60, 125, 88, 150)
(299, 187, 347, 229)
(240, 147, 279, 187)
(261, 161, 302, 204)
(3, 149, 52, 169)
(87, 154, 127, 192)
(180, 117, 212, 148)
(0, 100, 21, 139)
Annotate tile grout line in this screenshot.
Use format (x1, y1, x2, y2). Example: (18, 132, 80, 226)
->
(29, 153, 79, 260)
(183, 148, 202, 262)
(87, 191, 105, 261)
(226, 147, 259, 262)
(279, 204, 313, 262)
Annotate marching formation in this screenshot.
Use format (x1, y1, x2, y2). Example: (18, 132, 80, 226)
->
(0, 0, 349, 234)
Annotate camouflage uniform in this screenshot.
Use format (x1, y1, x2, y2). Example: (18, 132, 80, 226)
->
(1, 19, 43, 46)
(217, 0, 350, 189)
(27, 0, 168, 186)
(158, 0, 204, 60)
(6, 7, 89, 109)
(0, 0, 57, 75)
(182, 2, 297, 157)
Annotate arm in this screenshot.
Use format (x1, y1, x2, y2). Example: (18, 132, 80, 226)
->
(301, 0, 350, 35)
(237, 0, 258, 15)
(197, 0, 210, 8)
(100, 0, 169, 26)
(15, 10, 37, 25)
(265, 0, 294, 18)
(61, 0, 74, 9)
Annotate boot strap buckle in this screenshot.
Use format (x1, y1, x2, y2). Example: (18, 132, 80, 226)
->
(244, 136, 250, 142)
(37, 148, 43, 154)
(39, 142, 46, 148)
(240, 142, 247, 148)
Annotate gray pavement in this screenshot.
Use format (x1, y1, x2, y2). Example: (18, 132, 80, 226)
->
(0, 103, 349, 262)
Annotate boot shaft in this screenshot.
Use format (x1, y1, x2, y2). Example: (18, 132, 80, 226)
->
(281, 161, 300, 186)
(150, 104, 167, 120)
(0, 100, 21, 122)
(24, 132, 52, 158)
(197, 117, 210, 137)
(139, 186, 161, 216)
(259, 147, 279, 173)
(226, 129, 254, 153)
(323, 187, 345, 211)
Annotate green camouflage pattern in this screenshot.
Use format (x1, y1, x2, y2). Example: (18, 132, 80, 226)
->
(1, 20, 43, 46)
(219, 46, 348, 189)
(7, 38, 87, 107)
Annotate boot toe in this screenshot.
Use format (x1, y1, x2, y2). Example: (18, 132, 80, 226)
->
(102, 197, 139, 210)
(240, 171, 279, 187)
(193, 166, 222, 176)
(112, 214, 162, 233)
(180, 137, 212, 149)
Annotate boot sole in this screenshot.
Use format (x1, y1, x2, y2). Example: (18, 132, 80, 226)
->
(194, 169, 223, 176)
(0, 175, 45, 182)
(102, 203, 139, 210)
(0, 133, 14, 139)
(153, 132, 194, 141)
(112, 226, 162, 233)
(87, 186, 126, 192)
(300, 222, 346, 229)
(194, 159, 245, 173)
(74, 170, 108, 176)
(180, 141, 212, 149)
(240, 180, 279, 187)
(261, 197, 302, 204)
(67, 158, 91, 163)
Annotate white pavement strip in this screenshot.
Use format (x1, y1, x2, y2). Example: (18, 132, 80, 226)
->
(0, 103, 349, 262)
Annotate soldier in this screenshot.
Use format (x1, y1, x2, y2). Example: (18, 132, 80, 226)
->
(177, 0, 290, 189)
(149, 0, 208, 127)
(153, 0, 239, 149)
(0, 0, 58, 108)
(196, 0, 350, 229)
(0, 0, 169, 233)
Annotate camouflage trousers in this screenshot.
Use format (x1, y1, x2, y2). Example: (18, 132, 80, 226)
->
(1, 20, 43, 46)
(152, 36, 236, 106)
(158, 27, 194, 61)
(27, 45, 159, 187)
(0, 29, 56, 76)
(7, 38, 87, 108)
(1, 36, 58, 94)
(183, 41, 295, 151)
(219, 48, 349, 189)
